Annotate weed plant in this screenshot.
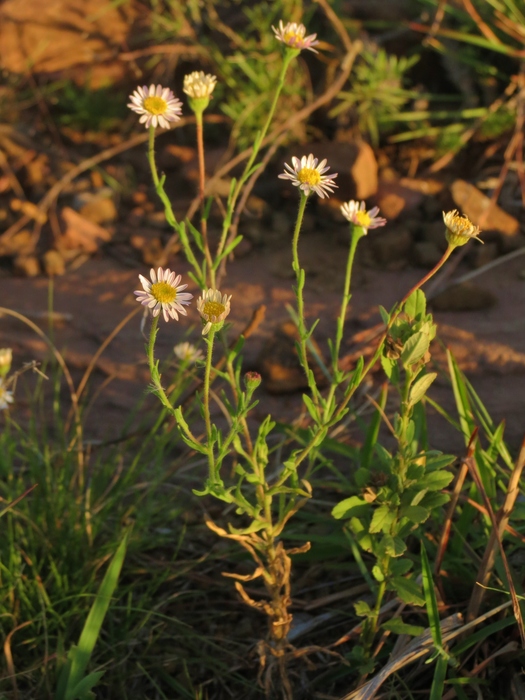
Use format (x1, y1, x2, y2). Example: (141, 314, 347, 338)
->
(1, 7, 524, 700)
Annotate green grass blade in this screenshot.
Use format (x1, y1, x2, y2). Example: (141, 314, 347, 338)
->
(55, 533, 127, 700)
(421, 542, 442, 649)
(430, 656, 448, 700)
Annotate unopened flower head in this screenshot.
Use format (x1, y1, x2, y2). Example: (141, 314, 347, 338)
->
(0, 348, 12, 378)
(272, 20, 319, 53)
(443, 210, 483, 248)
(127, 84, 182, 129)
(244, 371, 262, 391)
(134, 267, 193, 322)
(279, 154, 338, 199)
(183, 71, 217, 100)
(197, 288, 232, 336)
(174, 341, 204, 364)
(0, 380, 13, 411)
(341, 200, 387, 234)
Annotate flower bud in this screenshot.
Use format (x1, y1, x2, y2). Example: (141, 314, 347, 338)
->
(244, 371, 262, 391)
(0, 348, 12, 378)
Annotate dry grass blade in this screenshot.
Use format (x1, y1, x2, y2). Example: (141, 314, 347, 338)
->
(464, 456, 525, 645)
(341, 600, 514, 700)
(3, 621, 33, 700)
(434, 429, 478, 577)
(467, 436, 525, 622)
(341, 614, 463, 700)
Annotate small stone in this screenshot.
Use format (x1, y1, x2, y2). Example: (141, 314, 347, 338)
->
(413, 241, 443, 268)
(375, 180, 423, 220)
(43, 249, 65, 276)
(431, 282, 497, 311)
(451, 179, 519, 236)
(14, 254, 40, 277)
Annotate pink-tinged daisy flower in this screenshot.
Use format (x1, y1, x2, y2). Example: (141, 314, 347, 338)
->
(127, 84, 183, 129)
(134, 267, 193, 322)
(443, 210, 483, 247)
(279, 154, 338, 199)
(196, 289, 232, 336)
(272, 20, 319, 53)
(341, 200, 387, 234)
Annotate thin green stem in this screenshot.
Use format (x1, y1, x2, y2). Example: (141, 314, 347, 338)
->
(204, 329, 216, 481)
(215, 53, 295, 262)
(332, 244, 455, 424)
(147, 125, 179, 231)
(148, 125, 160, 189)
(284, 244, 458, 475)
(292, 193, 317, 398)
(324, 225, 365, 421)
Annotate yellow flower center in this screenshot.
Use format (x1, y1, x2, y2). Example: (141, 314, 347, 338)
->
(151, 282, 176, 304)
(203, 301, 225, 318)
(284, 30, 300, 44)
(298, 168, 321, 186)
(449, 215, 473, 235)
(355, 211, 372, 228)
(144, 96, 168, 115)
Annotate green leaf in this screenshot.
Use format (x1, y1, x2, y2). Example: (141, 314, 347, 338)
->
(409, 372, 437, 405)
(354, 600, 371, 617)
(381, 618, 425, 636)
(389, 576, 425, 606)
(420, 470, 454, 491)
(404, 289, 426, 321)
(425, 454, 456, 471)
(390, 558, 413, 576)
(383, 535, 407, 557)
(381, 354, 395, 379)
(221, 235, 243, 260)
(401, 331, 430, 367)
(419, 492, 450, 509)
(332, 496, 371, 520)
(401, 505, 430, 524)
(302, 394, 319, 422)
(369, 505, 395, 534)
(379, 305, 390, 325)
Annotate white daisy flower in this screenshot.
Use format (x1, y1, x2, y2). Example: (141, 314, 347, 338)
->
(127, 84, 183, 129)
(279, 154, 338, 199)
(272, 20, 319, 53)
(196, 289, 232, 336)
(183, 71, 217, 99)
(174, 341, 204, 363)
(341, 200, 387, 234)
(134, 267, 193, 322)
(0, 380, 13, 410)
(443, 210, 483, 248)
